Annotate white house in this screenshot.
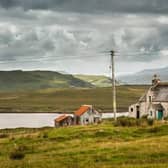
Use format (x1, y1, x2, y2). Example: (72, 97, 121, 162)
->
(74, 105, 102, 125)
(129, 75, 168, 120)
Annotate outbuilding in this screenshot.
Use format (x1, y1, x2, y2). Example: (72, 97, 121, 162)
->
(74, 105, 102, 125)
(54, 115, 73, 127)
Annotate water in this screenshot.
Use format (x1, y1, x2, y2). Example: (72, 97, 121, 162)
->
(0, 112, 128, 129)
(103, 112, 129, 119)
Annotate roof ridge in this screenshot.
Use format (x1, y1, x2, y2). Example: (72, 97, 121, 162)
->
(74, 105, 91, 116)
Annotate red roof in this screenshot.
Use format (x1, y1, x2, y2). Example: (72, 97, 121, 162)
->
(74, 105, 90, 116)
(55, 115, 69, 122)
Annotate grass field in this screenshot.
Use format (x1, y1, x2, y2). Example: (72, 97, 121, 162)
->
(0, 121, 168, 168)
(0, 85, 148, 113)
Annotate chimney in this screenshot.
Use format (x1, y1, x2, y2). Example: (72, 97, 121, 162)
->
(152, 74, 160, 85)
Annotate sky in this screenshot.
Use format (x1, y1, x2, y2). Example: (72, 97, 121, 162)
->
(0, 0, 168, 76)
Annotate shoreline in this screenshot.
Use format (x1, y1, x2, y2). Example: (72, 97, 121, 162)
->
(0, 112, 129, 129)
(0, 111, 127, 114)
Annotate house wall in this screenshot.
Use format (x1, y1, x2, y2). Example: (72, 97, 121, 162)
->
(159, 102, 168, 118)
(129, 94, 168, 119)
(129, 104, 138, 118)
(129, 102, 146, 118)
(129, 86, 157, 118)
(148, 106, 157, 119)
(138, 102, 168, 119)
(80, 109, 94, 125)
(129, 101, 168, 119)
(139, 102, 148, 117)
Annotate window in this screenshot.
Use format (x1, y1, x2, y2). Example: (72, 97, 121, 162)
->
(131, 108, 134, 112)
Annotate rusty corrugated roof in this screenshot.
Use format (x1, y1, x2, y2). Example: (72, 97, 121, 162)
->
(74, 105, 90, 116)
(55, 115, 68, 122)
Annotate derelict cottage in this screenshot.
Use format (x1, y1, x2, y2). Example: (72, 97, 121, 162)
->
(129, 75, 168, 120)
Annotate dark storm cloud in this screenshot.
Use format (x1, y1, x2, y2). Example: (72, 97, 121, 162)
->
(0, 0, 168, 73)
(115, 25, 168, 62)
(1, 0, 168, 14)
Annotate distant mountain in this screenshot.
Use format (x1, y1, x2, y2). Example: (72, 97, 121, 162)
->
(0, 70, 93, 91)
(75, 74, 115, 87)
(118, 67, 168, 84)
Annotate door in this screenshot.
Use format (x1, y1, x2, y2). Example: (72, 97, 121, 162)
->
(158, 110, 163, 120)
(136, 106, 140, 119)
(76, 116, 80, 125)
(136, 111, 140, 119)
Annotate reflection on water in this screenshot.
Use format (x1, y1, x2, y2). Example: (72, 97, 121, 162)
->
(0, 112, 128, 129)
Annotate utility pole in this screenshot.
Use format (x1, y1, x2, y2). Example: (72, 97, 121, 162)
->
(110, 50, 117, 121)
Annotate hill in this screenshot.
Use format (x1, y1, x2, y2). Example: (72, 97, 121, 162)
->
(0, 122, 168, 168)
(118, 66, 168, 84)
(0, 70, 93, 91)
(0, 85, 148, 112)
(75, 74, 114, 87)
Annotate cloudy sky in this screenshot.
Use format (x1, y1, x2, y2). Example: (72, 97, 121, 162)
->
(0, 0, 168, 76)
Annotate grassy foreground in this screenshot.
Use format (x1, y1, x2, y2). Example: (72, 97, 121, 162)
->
(0, 121, 168, 168)
(0, 85, 148, 112)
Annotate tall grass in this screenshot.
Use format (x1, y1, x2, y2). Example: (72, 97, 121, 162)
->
(0, 121, 167, 167)
(113, 117, 154, 127)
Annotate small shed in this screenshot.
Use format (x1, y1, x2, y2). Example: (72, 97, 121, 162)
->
(74, 105, 102, 125)
(54, 115, 73, 127)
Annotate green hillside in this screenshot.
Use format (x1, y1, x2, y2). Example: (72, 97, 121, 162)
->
(75, 74, 113, 87)
(0, 122, 168, 168)
(0, 71, 93, 91)
(0, 85, 148, 112)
